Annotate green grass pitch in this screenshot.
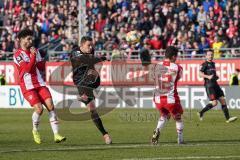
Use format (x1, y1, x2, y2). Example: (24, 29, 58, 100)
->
(0, 108, 240, 160)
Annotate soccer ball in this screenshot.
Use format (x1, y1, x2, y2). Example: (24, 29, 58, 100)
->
(126, 30, 140, 45)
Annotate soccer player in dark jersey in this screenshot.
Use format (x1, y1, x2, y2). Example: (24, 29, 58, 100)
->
(70, 36, 112, 144)
(198, 50, 237, 123)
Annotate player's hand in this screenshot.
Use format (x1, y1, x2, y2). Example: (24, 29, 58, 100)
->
(208, 75, 214, 80)
(30, 47, 37, 56)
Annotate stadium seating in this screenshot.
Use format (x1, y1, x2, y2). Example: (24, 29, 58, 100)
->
(0, 0, 240, 60)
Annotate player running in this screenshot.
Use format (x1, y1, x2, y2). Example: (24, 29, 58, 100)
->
(198, 50, 237, 123)
(151, 46, 184, 145)
(13, 28, 66, 144)
(70, 36, 112, 144)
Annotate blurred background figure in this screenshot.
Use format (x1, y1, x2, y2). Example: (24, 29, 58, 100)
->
(229, 68, 240, 86)
(0, 73, 6, 85)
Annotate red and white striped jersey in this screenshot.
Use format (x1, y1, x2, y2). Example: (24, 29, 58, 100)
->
(13, 48, 46, 93)
(153, 60, 182, 104)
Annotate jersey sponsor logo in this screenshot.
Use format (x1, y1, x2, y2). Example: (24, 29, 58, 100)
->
(21, 52, 30, 62)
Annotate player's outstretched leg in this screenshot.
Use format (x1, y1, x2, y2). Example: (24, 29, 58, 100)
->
(88, 101, 112, 144)
(151, 116, 167, 145)
(32, 104, 43, 144)
(90, 109, 112, 144)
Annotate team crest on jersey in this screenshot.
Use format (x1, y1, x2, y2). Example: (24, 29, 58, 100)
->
(16, 56, 23, 63)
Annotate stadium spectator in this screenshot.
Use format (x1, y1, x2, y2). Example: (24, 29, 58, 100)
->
(0, 0, 79, 52)
(229, 68, 240, 86)
(212, 36, 224, 58)
(0, 0, 239, 59)
(198, 36, 210, 54)
(0, 73, 6, 85)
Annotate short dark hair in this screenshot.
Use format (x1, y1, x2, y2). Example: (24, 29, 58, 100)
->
(165, 46, 178, 59)
(17, 28, 33, 39)
(80, 36, 92, 44)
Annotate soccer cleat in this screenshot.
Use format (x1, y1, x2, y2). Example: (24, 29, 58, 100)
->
(103, 134, 112, 144)
(226, 116, 238, 123)
(32, 130, 41, 144)
(197, 112, 203, 121)
(151, 129, 160, 145)
(54, 133, 66, 143)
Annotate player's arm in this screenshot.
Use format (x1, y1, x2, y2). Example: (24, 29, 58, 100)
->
(199, 71, 213, 80)
(92, 55, 107, 64)
(14, 48, 37, 74)
(199, 63, 213, 80)
(176, 65, 183, 81)
(36, 50, 46, 72)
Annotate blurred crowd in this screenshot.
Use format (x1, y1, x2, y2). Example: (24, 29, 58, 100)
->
(0, 0, 240, 60)
(86, 0, 240, 59)
(0, 0, 78, 60)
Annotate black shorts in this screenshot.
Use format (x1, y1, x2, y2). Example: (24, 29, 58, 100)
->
(77, 86, 95, 99)
(77, 76, 100, 105)
(205, 84, 224, 101)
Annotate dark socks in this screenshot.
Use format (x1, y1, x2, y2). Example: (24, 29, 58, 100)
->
(91, 110, 107, 135)
(200, 104, 214, 116)
(222, 105, 230, 120)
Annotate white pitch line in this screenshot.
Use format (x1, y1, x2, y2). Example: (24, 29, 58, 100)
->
(1, 142, 240, 154)
(122, 155, 240, 160)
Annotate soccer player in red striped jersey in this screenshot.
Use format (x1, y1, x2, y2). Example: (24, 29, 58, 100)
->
(13, 28, 66, 144)
(151, 46, 184, 145)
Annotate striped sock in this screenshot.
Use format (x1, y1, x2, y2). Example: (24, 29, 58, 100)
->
(32, 112, 41, 131)
(156, 116, 167, 131)
(49, 111, 59, 134)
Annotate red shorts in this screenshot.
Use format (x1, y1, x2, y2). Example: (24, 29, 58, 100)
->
(155, 102, 183, 117)
(23, 86, 52, 106)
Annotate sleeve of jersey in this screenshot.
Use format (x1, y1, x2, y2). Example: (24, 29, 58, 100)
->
(177, 65, 183, 81)
(14, 53, 36, 76)
(36, 51, 45, 71)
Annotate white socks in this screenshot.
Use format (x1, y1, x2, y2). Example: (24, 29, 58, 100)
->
(49, 110, 59, 134)
(32, 112, 41, 131)
(176, 120, 184, 142)
(156, 116, 167, 131)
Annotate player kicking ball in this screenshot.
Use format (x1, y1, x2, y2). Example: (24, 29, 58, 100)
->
(70, 36, 112, 144)
(13, 29, 66, 144)
(151, 46, 184, 145)
(198, 50, 237, 123)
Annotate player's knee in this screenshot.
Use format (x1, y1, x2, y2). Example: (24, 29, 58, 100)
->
(87, 101, 96, 112)
(34, 105, 43, 115)
(45, 98, 55, 111)
(173, 113, 182, 121)
(78, 94, 94, 106)
(211, 100, 218, 106)
(160, 116, 169, 122)
(219, 97, 226, 105)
